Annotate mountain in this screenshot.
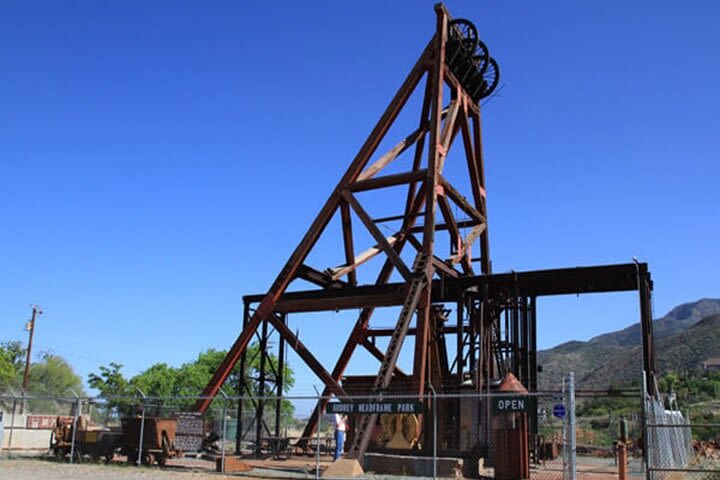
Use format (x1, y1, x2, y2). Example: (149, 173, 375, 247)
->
(588, 298, 720, 347)
(581, 313, 720, 388)
(537, 298, 720, 389)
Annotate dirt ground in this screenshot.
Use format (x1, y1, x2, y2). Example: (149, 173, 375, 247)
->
(0, 456, 328, 480)
(0, 458, 240, 480)
(0, 455, 639, 480)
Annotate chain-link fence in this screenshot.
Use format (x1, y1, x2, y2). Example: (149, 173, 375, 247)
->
(1, 390, 718, 479)
(645, 395, 720, 480)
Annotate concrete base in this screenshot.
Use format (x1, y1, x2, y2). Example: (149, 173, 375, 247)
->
(216, 456, 253, 473)
(363, 453, 463, 478)
(322, 458, 364, 478)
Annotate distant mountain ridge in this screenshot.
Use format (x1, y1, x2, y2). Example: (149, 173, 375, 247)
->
(588, 298, 720, 347)
(582, 313, 720, 388)
(537, 298, 720, 389)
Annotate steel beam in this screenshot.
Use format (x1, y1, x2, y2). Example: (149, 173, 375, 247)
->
(339, 201, 357, 286)
(244, 263, 649, 313)
(266, 313, 346, 398)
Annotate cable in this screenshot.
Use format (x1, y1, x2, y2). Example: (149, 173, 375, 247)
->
(480, 83, 505, 108)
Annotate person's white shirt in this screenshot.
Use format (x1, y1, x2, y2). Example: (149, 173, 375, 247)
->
(334, 414, 347, 432)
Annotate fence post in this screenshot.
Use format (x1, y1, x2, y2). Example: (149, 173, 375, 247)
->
(69, 396, 80, 464)
(219, 391, 228, 474)
(564, 372, 577, 480)
(8, 396, 17, 450)
(315, 398, 321, 480)
(0, 402, 4, 456)
(642, 371, 651, 480)
(135, 388, 146, 467)
(0, 402, 4, 455)
(431, 390, 437, 480)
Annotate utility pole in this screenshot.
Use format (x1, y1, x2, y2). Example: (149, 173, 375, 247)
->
(22, 305, 41, 394)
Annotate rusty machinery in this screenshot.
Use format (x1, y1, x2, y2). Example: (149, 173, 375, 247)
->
(193, 3, 657, 473)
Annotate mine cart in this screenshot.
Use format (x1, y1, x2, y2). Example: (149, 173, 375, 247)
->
(120, 416, 179, 465)
(51, 415, 121, 463)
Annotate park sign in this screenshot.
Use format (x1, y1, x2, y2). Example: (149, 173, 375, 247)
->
(491, 395, 534, 414)
(327, 400, 423, 415)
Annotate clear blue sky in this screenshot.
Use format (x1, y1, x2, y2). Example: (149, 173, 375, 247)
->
(2, 1, 719, 395)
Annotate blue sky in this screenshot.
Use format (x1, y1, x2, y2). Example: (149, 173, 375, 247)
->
(1, 1, 719, 395)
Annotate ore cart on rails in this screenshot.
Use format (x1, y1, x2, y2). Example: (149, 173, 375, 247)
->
(120, 416, 180, 465)
(51, 415, 121, 463)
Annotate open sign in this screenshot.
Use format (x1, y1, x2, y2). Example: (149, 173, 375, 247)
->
(491, 395, 532, 413)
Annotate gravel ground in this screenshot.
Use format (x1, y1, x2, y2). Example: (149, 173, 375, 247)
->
(0, 458, 241, 480)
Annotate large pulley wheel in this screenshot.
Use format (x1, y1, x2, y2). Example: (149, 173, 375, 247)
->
(473, 39, 490, 75)
(459, 39, 490, 83)
(480, 57, 500, 99)
(448, 19, 478, 53)
(447, 18, 479, 68)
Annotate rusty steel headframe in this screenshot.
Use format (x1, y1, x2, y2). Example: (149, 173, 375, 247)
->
(194, 3, 656, 465)
(195, 3, 493, 413)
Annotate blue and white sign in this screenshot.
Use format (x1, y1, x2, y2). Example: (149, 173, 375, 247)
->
(552, 404, 566, 419)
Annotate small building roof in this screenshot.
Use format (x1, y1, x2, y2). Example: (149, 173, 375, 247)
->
(703, 358, 720, 367)
(498, 372, 528, 394)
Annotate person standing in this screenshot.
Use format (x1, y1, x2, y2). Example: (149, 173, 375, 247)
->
(334, 413, 347, 460)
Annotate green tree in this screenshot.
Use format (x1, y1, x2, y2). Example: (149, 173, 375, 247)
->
(0, 352, 16, 387)
(659, 371, 680, 393)
(132, 363, 178, 398)
(27, 353, 84, 396)
(89, 344, 296, 421)
(88, 362, 134, 416)
(88, 362, 131, 397)
(0, 341, 27, 390)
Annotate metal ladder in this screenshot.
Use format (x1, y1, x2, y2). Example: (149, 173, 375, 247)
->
(490, 316, 507, 379)
(347, 253, 429, 460)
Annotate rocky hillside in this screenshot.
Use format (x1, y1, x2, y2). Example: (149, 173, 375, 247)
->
(537, 299, 720, 389)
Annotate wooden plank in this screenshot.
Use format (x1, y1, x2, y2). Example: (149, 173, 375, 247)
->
(452, 223, 487, 264)
(357, 127, 427, 182)
(440, 176, 485, 223)
(328, 233, 402, 281)
(343, 190, 412, 281)
(350, 169, 427, 192)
